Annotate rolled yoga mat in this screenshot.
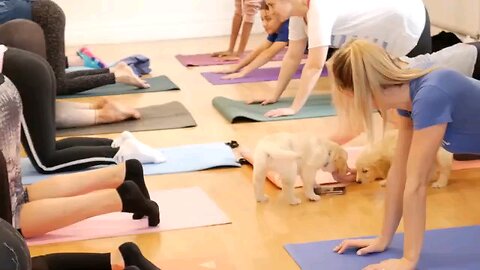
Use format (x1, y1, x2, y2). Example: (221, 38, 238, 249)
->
(201, 64, 327, 85)
(57, 75, 180, 99)
(21, 142, 242, 185)
(56, 102, 197, 136)
(26, 187, 231, 246)
(285, 226, 480, 270)
(212, 94, 336, 123)
(175, 49, 305, 67)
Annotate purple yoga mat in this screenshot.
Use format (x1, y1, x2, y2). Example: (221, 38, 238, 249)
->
(285, 226, 480, 270)
(175, 49, 304, 67)
(201, 64, 328, 85)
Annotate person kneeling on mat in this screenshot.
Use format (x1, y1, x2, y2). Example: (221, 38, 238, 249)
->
(3, 48, 163, 175)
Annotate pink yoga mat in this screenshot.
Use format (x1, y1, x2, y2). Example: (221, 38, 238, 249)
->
(26, 187, 231, 246)
(175, 49, 305, 67)
(201, 64, 327, 85)
(240, 147, 363, 189)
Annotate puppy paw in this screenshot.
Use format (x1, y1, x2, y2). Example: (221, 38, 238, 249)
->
(307, 194, 321, 201)
(379, 180, 387, 187)
(431, 181, 447, 188)
(289, 197, 302, 205)
(256, 195, 269, 203)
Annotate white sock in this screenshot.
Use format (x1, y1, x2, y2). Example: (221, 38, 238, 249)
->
(112, 131, 136, 148)
(113, 137, 166, 164)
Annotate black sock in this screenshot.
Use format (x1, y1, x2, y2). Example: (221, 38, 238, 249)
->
(124, 267, 140, 270)
(116, 181, 160, 226)
(125, 159, 150, 199)
(117, 181, 146, 213)
(119, 242, 160, 270)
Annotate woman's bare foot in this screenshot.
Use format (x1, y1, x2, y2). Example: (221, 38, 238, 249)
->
(96, 101, 141, 124)
(111, 62, 150, 89)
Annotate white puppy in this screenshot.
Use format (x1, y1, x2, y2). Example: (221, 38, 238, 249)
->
(253, 132, 347, 205)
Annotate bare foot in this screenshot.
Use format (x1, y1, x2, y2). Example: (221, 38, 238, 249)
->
(96, 101, 141, 124)
(111, 62, 150, 89)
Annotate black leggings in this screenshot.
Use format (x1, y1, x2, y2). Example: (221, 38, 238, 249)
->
(0, 1, 115, 95)
(406, 8, 432, 57)
(2, 48, 119, 174)
(32, 253, 111, 270)
(30, 0, 116, 95)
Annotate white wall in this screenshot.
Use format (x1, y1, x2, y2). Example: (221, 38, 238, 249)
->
(54, 0, 264, 46)
(423, 0, 480, 39)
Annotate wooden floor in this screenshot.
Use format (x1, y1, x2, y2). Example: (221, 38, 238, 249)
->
(30, 35, 480, 269)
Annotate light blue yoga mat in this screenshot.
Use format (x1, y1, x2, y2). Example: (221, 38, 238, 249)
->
(21, 142, 241, 185)
(285, 226, 480, 270)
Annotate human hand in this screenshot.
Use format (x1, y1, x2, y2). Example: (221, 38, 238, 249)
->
(216, 66, 239, 74)
(219, 55, 240, 62)
(264, 107, 296, 118)
(211, 50, 233, 57)
(362, 258, 416, 270)
(222, 71, 247, 80)
(246, 96, 279, 105)
(332, 167, 357, 183)
(333, 237, 388, 256)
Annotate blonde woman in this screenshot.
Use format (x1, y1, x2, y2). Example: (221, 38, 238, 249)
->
(330, 41, 480, 149)
(252, 0, 429, 117)
(329, 39, 480, 270)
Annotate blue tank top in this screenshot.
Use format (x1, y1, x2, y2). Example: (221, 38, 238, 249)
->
(0, 0, 32, 24)
(398, 69, 480, 154)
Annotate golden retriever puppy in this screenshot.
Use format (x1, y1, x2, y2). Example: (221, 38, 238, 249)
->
(356, 130, 453, 188)
(253, 132, 347, 205)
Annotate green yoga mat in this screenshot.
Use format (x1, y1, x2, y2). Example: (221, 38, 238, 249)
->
(56, 102, 196, 136)
(212, 95, 336, 123)
(57, 75, 180, 99)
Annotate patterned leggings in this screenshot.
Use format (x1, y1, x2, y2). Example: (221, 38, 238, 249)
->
(30, 0, 115, 95)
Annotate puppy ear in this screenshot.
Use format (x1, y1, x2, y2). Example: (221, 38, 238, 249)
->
(334, 149, 348, 175)
(376, 156, 391, 179)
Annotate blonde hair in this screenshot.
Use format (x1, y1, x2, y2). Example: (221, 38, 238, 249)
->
(328, 40, 432, 143)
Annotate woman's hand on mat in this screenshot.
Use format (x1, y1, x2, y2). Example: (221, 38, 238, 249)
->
(264, 107, 296, 118)
(217, 66, 239, 74)
(222, 71, 247, 80)
(333, 237, 388, 255)
(212, 50, 233, 57)
(246, 96, 279, 105)
(220, 55, 241, 62)
(332, 167, 357, 183)
(362, 258, 416, 270)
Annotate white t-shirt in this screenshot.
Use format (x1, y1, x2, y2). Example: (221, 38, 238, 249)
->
(289, 0, 426, 57)
(403, 43, 478, 77)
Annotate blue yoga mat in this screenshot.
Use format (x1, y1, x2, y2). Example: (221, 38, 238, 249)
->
(285, 226, 480, 270)
(21, 142, 241, 185)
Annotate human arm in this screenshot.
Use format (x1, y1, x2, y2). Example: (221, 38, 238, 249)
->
(335, 115, 414, 255)
(247, 38, 306, 105)
(265, 45, 328, 117)
(224, 41, 288, 79)
(218, 40, 272, 74)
